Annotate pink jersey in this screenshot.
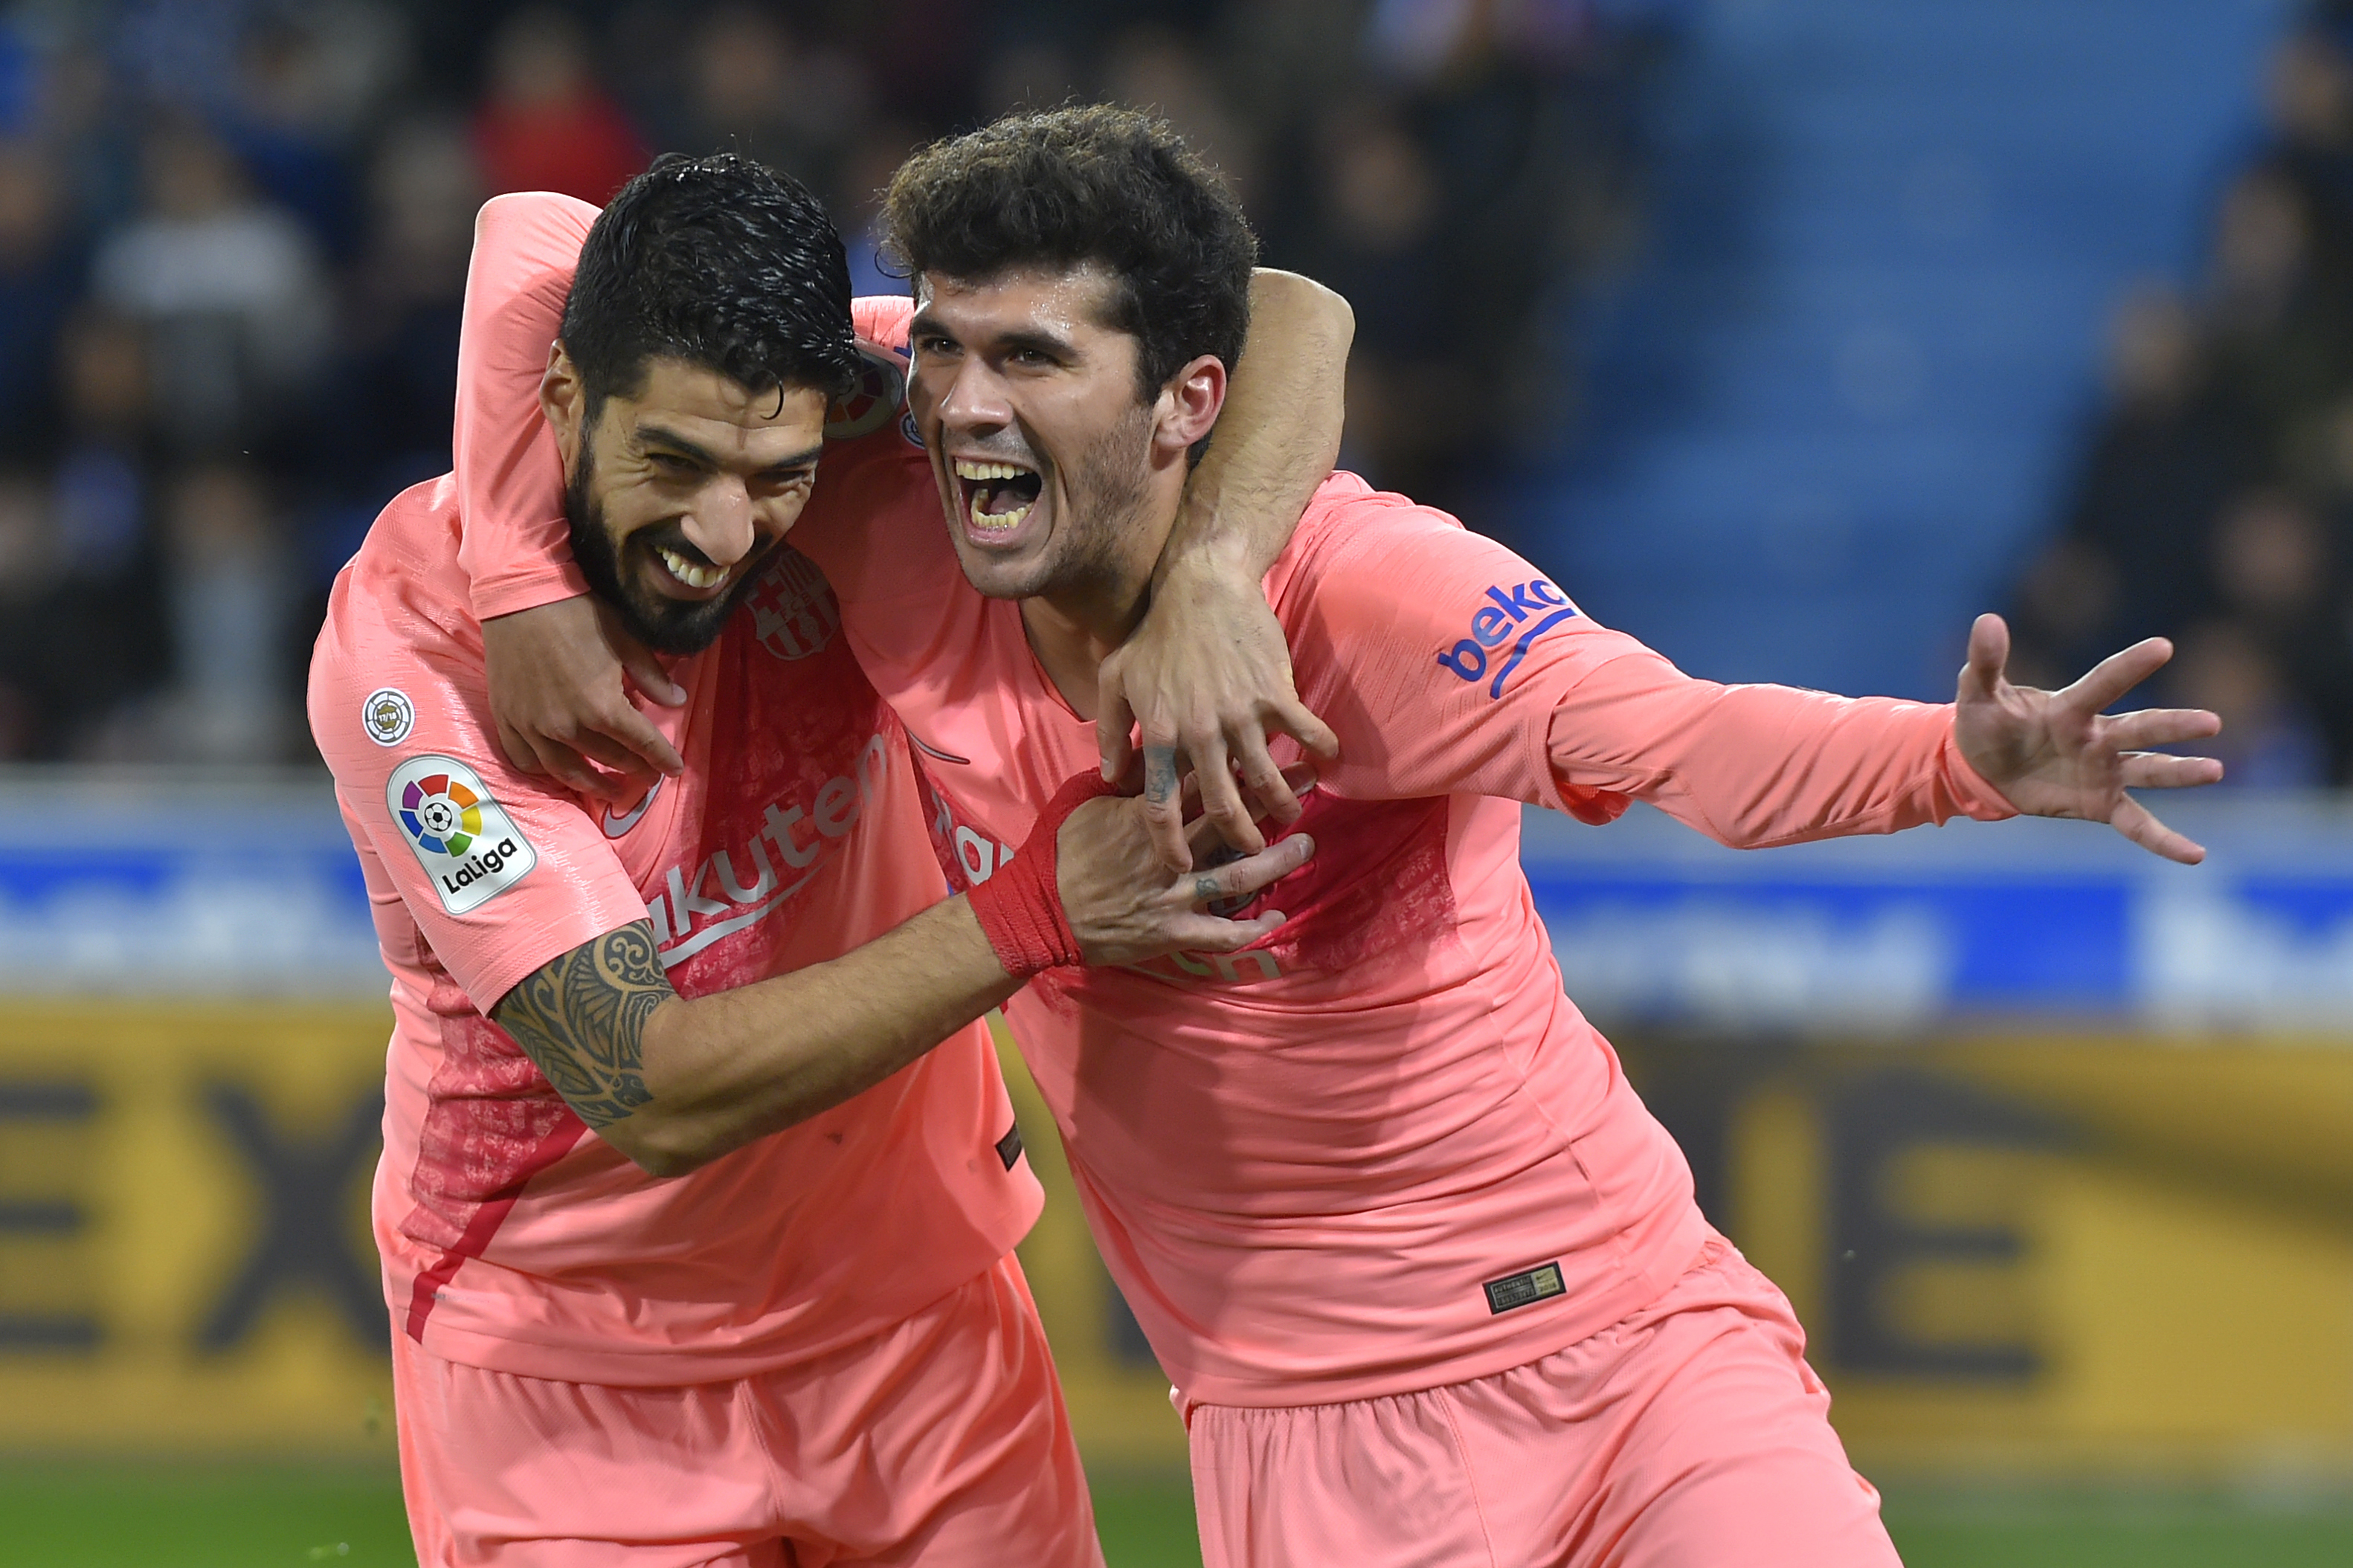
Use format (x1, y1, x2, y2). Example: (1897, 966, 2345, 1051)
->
(305, 265, 1039, 1390)
(449, 201, 2014, 1406)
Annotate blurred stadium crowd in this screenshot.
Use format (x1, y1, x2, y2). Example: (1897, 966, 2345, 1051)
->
(0, 0, 1678, 767)
(2013, 2, 2353, 788)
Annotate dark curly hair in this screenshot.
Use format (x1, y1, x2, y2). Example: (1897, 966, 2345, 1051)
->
(562, 152, 860, 421)
(880, 105, 1257, 401)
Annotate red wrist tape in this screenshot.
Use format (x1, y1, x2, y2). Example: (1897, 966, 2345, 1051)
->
(967, 769, 1121, 978)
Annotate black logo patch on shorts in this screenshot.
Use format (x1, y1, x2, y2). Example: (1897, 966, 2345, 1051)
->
(995, 1120, 1025, 1171)
(1483, 1261, 1566, 1314)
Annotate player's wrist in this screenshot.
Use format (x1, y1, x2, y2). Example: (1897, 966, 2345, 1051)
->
(1941, 717, 2020, 822)
(965, 770, 1120, 977)
(1155, 497, 1269, 590)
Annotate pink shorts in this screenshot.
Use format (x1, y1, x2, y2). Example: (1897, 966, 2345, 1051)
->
(1186, 1236, 1898, 1568)
(393, 1254, 1102, 1568)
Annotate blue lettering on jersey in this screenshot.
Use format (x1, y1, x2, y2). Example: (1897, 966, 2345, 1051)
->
(1435, 580, 1577, 697)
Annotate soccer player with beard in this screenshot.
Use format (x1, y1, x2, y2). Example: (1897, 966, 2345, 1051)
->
(308, 152, 1344, 1568)
(460, 115, 2223, 1567)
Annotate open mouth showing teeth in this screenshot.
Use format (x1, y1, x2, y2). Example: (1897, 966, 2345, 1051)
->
(657, 546, 726, 590)
(953, 459, 1043, 533)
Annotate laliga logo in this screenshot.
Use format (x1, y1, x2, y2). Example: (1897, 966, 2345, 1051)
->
(399, 772, 484, 856)
(824, 343, 907, 440)
(385, 755, 538, 915)
(1435, 580, 1579, 699)
(399, 772, 521, 894)
(747, 548, 841, 661)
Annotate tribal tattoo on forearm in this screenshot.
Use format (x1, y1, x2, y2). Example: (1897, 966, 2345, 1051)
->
(493, 920, 669, 1129)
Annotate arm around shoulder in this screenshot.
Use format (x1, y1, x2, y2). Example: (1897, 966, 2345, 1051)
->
(457, 190, 689, 798)
(490, 779, 1319, 1178)
(1168, 268, 1354, 580)
(1095, 269, 1354, 862)
(454, 191, 597, 623)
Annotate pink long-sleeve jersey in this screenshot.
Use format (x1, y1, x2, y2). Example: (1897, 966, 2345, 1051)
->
(303, 200, 1038, 1388)
(451, 193, 2015, 1407)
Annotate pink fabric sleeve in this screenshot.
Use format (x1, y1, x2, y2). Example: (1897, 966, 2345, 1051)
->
(1536, 644, 2016, 847)
(1281, 493, 2015, 847)
(744, 293, 936, 605)
(330, 739, 650, 1015)
(309, 520, 655, 1013)
(453, 192, 598, 622)
(854, 294, 915, 347)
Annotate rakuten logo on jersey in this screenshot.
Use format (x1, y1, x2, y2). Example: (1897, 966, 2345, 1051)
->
(1435, 579, 1579, 699)
(644, 732, 890, 968)
(930, 784, 1017, 887)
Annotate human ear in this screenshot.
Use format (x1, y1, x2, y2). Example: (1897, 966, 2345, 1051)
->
(541, 343, 588, 468)
(1154, 354, 1227, 456)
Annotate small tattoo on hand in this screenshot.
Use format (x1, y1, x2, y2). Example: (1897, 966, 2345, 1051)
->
(1145, 746, 1178, 804)
(1194, 874, 1220, 903)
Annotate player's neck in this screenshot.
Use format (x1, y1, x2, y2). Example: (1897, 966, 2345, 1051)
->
(1017, 500, 1177, 720)
(1011, 601, 1110, 723)
(1019, 576, 1143, 722)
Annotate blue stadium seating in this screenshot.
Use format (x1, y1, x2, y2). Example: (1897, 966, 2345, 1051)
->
(1532, 0, 2294, 697)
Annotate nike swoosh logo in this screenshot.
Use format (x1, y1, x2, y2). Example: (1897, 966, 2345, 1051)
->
(602, 778, 663, 838)
(908, 732, 971, 766)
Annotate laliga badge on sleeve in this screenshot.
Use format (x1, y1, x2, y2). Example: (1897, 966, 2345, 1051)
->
(385, 755, 538, 915)
(824, 343, 907, 439)
(362, 687, 414, 746)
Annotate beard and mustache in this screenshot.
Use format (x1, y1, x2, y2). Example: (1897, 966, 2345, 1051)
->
(564, 436, 779, 656)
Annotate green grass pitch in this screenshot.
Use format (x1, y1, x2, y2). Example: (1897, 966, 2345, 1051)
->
(0, 1465, 2349, 1566)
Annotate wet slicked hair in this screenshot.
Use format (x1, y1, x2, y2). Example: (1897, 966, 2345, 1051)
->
(880, 105, 1257, 400)
(561, 152, 860, 419)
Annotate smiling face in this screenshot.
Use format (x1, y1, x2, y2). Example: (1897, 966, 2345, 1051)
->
(544, 351, 828, 654)
(907, 263, 1223, 616)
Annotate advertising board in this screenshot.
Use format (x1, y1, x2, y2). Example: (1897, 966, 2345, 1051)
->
(0, 776, 2346, 1477)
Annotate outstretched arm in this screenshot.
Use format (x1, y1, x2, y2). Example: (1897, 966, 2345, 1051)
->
(1535, 618, 2221, 859)
(496, 791, 1316, 1177)
(1278, 500, 2221, 859)
(1097, 268, 1353, 868)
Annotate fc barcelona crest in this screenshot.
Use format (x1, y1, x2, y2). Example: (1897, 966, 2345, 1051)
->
(747, 547, 841, 660)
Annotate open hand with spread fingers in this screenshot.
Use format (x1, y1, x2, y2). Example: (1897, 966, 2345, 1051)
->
(1952, 613, 2225, 864)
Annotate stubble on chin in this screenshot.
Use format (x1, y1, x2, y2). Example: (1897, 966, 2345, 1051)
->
(1049, 406, 1156, 596)
(974, 406, 1154, 604)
